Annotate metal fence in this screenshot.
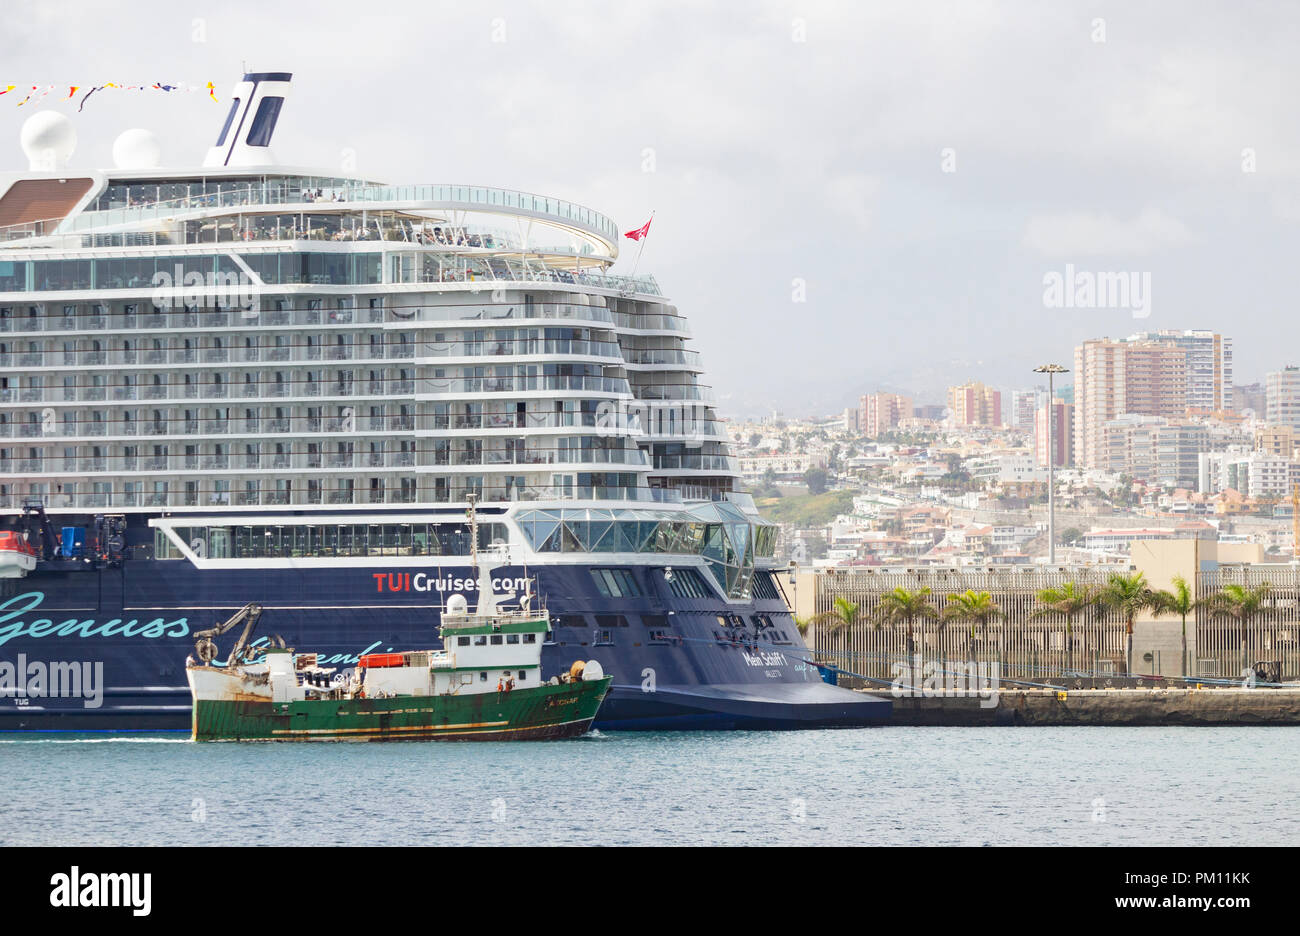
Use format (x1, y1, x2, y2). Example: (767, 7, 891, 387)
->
(808, 567, 1132, 687)
(1195, 565, 1300, 680)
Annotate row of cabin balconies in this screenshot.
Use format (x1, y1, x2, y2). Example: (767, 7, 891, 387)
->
(0, 416, 726, 451)
(1, 415, 417, 439)
(0, 304, 704, 341)
(0, 450, 426, 475)
(2, 440, 646, 475)
(1, 342, 415, 368)
(0, 375, 703, 405)
(0, 479, 688, 512)
(1, 337, 694, 370)
(0, 307, 386, 333)
(418, 337, 624, 361)
(0, 378, 419, 405)
(2, 486, 421, 511)
(0, 300, 636, 336)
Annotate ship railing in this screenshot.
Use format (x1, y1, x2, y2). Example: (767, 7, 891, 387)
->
(4, 182, 621, 249)
(440, 612, 546, 631)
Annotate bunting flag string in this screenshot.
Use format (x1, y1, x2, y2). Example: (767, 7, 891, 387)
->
(0, 82, 219, 111)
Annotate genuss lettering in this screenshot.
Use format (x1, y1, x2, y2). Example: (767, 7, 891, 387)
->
(0, 592, 190, 647)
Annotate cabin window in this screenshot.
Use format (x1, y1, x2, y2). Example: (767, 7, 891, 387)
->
(523, 633, 537, 644)
(457, 636, 470, 647)
(517, 671, 526, 681)
(479, 671, 487, 682)
(489, 634, 503, 645)
(590, 568, 642, 598)
(666, 567, 712, 599)
(473, 636, 486, 646)
(506, 634, 520, 644)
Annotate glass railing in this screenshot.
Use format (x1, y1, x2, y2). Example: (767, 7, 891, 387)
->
(419, 338, 623, 360)
(420, 375, 630, 395)
(622, 349, 703, 368)
(5, 181, 620, 246)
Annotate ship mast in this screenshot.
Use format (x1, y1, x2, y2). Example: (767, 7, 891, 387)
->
(466, 492, 479, 571)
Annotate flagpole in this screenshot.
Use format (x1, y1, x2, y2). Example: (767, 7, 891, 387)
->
(628, 210, 654, 281)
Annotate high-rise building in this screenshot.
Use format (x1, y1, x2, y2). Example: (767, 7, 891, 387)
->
(1009, 387, 1045, 431)
(1199, 450, 1300, 499)
(946, 381, 1001, 427)
(1255, 425, 1296, 459)
(1034, 399, 1073, 468)
(1129, 329, 1232, 413)
(859, 392, 912, 437)
(1073, 337, 1190, 469)
(1101, 415, 1207, 488)
(1265, 366, 1300, 431)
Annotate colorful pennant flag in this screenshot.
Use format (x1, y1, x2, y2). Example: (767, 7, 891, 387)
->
(0, 81, 220, 111)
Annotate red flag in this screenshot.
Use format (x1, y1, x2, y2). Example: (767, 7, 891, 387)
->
(624, 217, 652, 241)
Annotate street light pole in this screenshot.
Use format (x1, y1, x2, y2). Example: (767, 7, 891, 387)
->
(1034, 364, 1069, 564)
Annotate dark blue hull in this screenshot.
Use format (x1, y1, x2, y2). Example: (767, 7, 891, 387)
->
(0, 558, 888, 731)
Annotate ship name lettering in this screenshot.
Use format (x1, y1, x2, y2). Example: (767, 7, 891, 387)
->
(0, 593, 189, 647)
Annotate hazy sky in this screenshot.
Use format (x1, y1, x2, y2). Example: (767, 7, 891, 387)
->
(5, 1, 1298, 417)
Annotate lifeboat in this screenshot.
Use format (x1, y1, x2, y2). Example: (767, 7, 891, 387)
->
(0, 531, 37, 578)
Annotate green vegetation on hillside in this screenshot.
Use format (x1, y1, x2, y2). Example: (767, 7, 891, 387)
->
(755, 489, 855, 527)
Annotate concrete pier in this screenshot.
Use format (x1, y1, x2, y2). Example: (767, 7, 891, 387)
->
(865, 686, 1300, 726)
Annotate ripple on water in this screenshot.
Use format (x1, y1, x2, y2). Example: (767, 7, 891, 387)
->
(0, 727, 1296, 846)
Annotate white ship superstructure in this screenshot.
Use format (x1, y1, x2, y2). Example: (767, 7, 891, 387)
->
(1, 76, 737, 515)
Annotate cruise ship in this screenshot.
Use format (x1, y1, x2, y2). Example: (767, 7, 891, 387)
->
(0, 72, 888, 730)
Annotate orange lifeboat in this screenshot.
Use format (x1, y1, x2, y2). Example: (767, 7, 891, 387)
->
(358, 653, 405, 669)
(0, 531, 37, 579)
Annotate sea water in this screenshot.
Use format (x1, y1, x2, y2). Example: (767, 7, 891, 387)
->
(1, 727, 1294, 846)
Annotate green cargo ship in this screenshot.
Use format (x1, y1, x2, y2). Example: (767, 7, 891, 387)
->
(185, 556, 611, 742)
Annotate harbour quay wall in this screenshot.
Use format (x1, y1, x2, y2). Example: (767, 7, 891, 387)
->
(864, 687, 1300, 726)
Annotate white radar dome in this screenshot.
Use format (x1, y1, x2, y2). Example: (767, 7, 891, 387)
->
(446, 594, 469, 615)
(112, 129, 162, 170)
(20, 111, 77, 172)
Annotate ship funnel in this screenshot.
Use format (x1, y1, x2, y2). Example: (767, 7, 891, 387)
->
(203, 72, 292, 168)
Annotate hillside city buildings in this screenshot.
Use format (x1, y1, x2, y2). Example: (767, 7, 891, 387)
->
(736, 326, 1300, 575)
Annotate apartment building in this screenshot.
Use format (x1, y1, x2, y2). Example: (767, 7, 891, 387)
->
(946, 381, 1001, 427)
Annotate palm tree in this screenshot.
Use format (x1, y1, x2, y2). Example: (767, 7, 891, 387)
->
(793, 614, 811, 637)
(874, 586, 938, 686)
(1097, 572, 1158, 676)
(943, 590, 1004, 665)
(808, 596, 860, 677)
(1149, 575, 1197, 679)
(1198, 582, 1272, 675)
(1033, 582, 1099, 675)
